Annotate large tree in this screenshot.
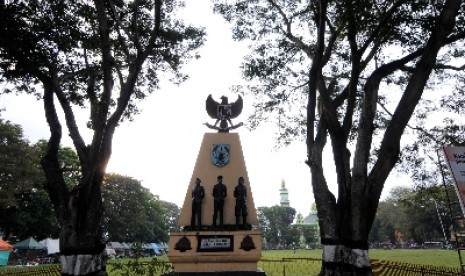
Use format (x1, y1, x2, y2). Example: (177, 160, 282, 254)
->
(0, 119, 41, 210)
(0, 1, 204, 274)
(0, 119, 44, 239)
(373, 185, 458, 245)
(5, 187, 60, 241)
(159, 200, 181, 232)
(258, 205, 296, 248)
(213, 0, 465, 274)
(101, 173, 167, 243)
(0, 123, 81, 241)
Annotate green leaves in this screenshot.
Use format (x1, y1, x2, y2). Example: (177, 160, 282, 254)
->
(371, 186, 457, 244)
(0, 0, 205, 120)
(258, 205, 297, 245)
(0, 119, 74, 239)
(101, 173, 170, 242)
(0, 119, 40, 208)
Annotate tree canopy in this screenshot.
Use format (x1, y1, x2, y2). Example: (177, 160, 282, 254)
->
(0, 118, 81, 240)
(0, 1, 205, 273)
(213, 0, 465, 274)
(258, 205, 296, 248)
(160, 200, 181, 232)
(0, 119, 41, 208)
(0, 116, 178, 244)
(101, 173, 168, 243)
(370, 184, 462, 246)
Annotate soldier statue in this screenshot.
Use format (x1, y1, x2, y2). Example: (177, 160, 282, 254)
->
(234, 176, 247, 226)
(212, 175, 227, 227)
(191, 178, 205, 229)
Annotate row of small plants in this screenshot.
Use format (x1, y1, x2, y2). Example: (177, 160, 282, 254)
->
(0, 249, 462, 275)
(107, 249, 463, 275)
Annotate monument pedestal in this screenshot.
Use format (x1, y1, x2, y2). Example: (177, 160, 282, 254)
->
(168, 230, 263, 273)
(168, 132, 264, 274)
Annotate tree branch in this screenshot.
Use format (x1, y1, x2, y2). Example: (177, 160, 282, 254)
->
(435, 63, 465, 70)
(269, 0, 316, 59)
(370, 0, 461, 200)
(108, 0, 132, 58)
(51, 70, 88, 164)
(360, 0, 408, 54)
(40, 79, 70, 225)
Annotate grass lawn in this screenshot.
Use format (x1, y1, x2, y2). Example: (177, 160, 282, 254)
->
(368, 248, 462, 269)
(106, 249, 462, 269)
(3, 249, 462, 276)
(262, 249, 463, 269)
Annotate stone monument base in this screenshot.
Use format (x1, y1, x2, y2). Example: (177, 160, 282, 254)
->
(168, 230, 262, 274)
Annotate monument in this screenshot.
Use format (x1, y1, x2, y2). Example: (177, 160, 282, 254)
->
(167, 94, 265, 275)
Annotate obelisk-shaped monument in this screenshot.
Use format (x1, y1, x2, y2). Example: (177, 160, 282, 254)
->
(167, 95, 264, 275)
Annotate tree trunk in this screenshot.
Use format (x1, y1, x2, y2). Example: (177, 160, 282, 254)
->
(42, 154, 107, 275)
(320, 244, 371, 276)
(308, 1, 462, 274)
(307, 127, 374, 275)
(312, 166, 373, 276)
(41, 84, 108, 275)
(61, 253, 106, 276)
(59, 182, 106, 276)
(60, 249, 106, 276)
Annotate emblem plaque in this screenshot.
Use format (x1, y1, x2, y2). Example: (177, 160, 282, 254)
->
(211, 144, 230, 167)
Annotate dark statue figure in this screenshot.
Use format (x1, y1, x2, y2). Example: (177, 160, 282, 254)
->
(234, 176, 247, 226)
(191, 178, 205, 229)
(212, 175, 227, 227)
(205, 94, 244, 132)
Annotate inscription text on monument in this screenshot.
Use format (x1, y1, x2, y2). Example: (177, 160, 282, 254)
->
(197, 235, 234, 252)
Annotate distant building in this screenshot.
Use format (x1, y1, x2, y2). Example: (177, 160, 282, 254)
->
(278, 179, 320, 247)
(294, 209, 321, 247)
(279, 179, 290, 207)
(302, 210, 319, 226)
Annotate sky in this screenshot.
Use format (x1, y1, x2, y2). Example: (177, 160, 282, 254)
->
(0, 1, 405, 217)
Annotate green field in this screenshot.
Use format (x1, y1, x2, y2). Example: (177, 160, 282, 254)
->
(104, 249, 463, 275)
(1, 249, 462, 276)
(262, 249, 463, 269)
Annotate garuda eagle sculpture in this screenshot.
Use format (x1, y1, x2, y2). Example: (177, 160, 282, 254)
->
(205, 94, 244, 132)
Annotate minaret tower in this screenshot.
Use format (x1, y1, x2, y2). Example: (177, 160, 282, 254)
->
(279, 178, 290, 207)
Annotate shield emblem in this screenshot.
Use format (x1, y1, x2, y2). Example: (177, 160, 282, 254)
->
(211, 144, 230, 167)
(217, 105, 232, 120)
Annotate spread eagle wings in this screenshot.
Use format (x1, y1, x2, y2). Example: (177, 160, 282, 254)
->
(206, 94, 243, 119)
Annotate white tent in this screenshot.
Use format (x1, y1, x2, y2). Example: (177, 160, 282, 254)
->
(39, 238, 59, 255)
(149, 243, 160, 255)
(106, 242, 128, 257)
(159, 242, 169, 252)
